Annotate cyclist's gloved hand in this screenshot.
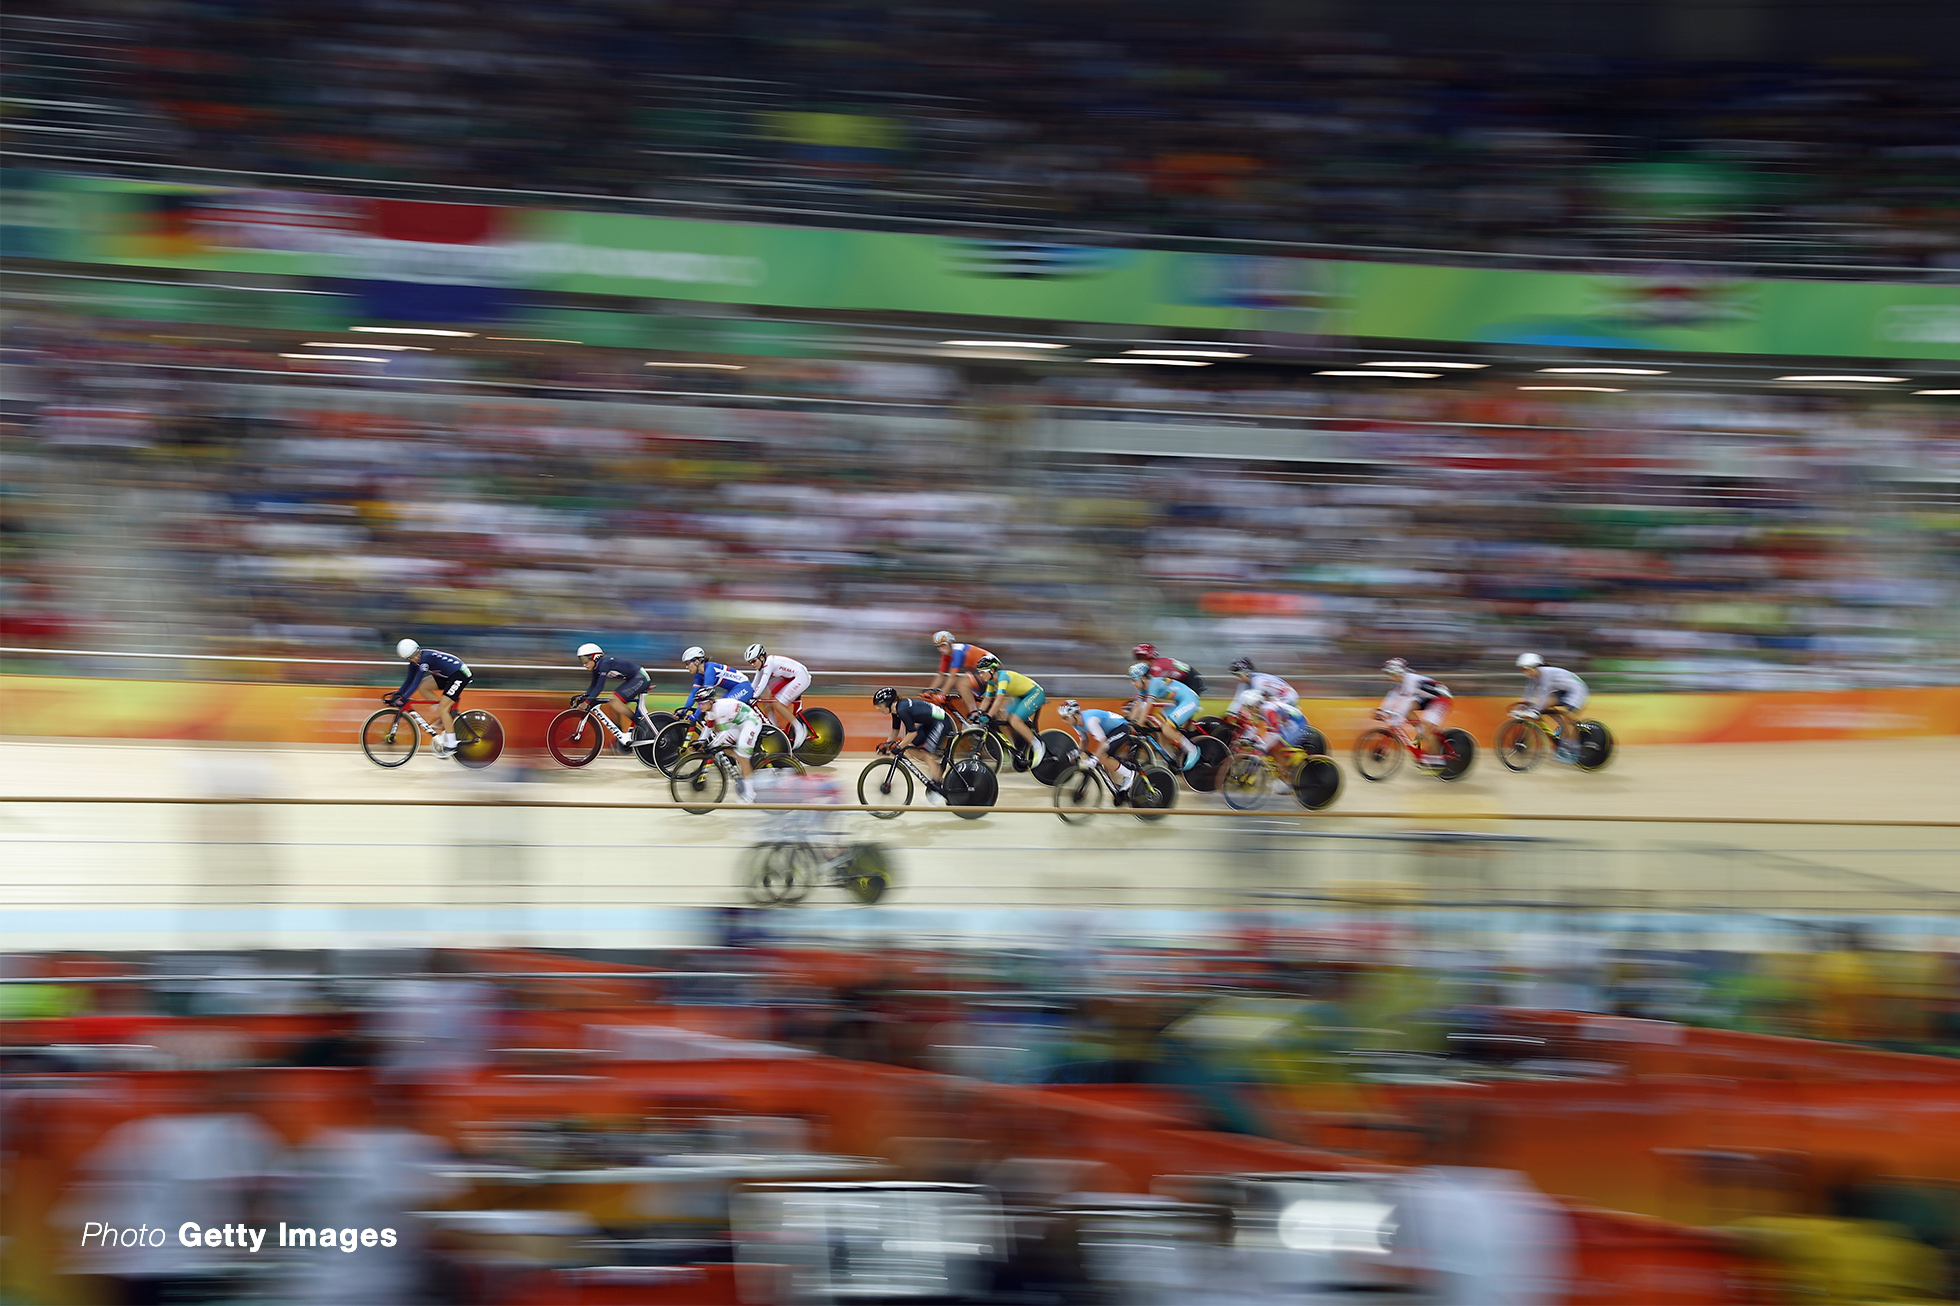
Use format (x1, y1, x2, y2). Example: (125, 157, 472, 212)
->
(969, 710, 990, 725)
(382, 693, 400, 707)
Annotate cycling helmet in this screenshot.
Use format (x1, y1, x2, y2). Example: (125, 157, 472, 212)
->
(576, 642, 602, 659)
(932, 629, 953, 645)
(976, 654, 1001, 672)
(1057, 699, 1081, 721)
(1229, 656, 1254, 675)
(872, 687, 898, 709)
(395, 638, 419, 660)
(681, 645, 707, 664)
(1516, 652, 1544, 670)
(1383, 657, 1409, 678)
(744, 643, 767, 663)
(1132, 643, 1156, 660)
(1127, 661, 1150, 681)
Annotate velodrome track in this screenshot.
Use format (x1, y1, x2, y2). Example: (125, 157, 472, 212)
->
(2, 737, 1957, 950)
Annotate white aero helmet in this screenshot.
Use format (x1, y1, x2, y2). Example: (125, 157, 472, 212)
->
(744, 643, 766, 662)
(932, 629, 953, 645)
(681, 645, 707, 663)
(709, 697, 742, 724)
(1516, 652, 1544, 670)
(1127, 661, 1150, 680)
(576, 642, 602, 659)
(396, 638, 419, 660)
(1057, 699, 1081, 721)
(1383, 657, 1409, 678)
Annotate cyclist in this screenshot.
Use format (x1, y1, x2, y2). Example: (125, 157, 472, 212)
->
(1227, 656, 1299, 714)
(1240, 687, 1315, 758)
(679, 646, 755, 720)
(1127, 661, 1201, 771)
(929, 630, 994, 715)
(706, 695, 766, 803)
(1378, 657, 1452, 768)
(745, 642, 813, 748)
(872, 686, 950, 803)
(574, 642, 656, 742)
(1056, 699, 1142, 801)
(1133, 642, 1206, 695)
(974, 654, 1046, 769)
(388, 638, 469, 758)
(1516, 653, 1589, 760)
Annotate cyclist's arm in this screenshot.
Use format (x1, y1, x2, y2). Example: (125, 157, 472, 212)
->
(679, 675, 706, 713)
(393, 661, 424, 700)
(580, 664, 610, 703)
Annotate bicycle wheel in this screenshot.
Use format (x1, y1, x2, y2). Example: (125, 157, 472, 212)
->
(1051, 764, 1105, 824)
(753, 752, 798, 776)
(360, 708, 419, 768)
(1353, 728, 1404, 782)
(792, 707, 844, 767)
(1192, 715, 1234, 741)
(948, 727, 1004, 773)
(452, 710, 504, 769)
(757, 725, 795, 762)
(1495, 718, 1543, 773)
(840, 843, 892, 905)
(1220, 755, 1269, 811)
(669, 751, 728, 813)
(1031, 730, 1078, 786)
(856, 757, 913, 818)
(1303, 726, 1330, 758)
(629, 710, 670, 769)
(1291, 756, 1343, 811)
(652, 719, 697, 776)
(1128, 766, 1176, 821)
(1435, 728, 1476, 781)
(747, 842, 814, 905)
(1182, 735, 1230, 792)
(546, 708, 604, 768)
(942, 759, 997, 820)
(1575, 720, 1614, 771)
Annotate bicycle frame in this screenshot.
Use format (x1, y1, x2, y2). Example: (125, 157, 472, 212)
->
(571, 699, 649, 747)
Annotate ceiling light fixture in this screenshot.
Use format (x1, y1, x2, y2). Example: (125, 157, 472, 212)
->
(646, 362, 746, 370)
(302, 342, 431, 351)
(1913, 389, 1960, 395)
(1317, 370, 1440, 378)
(1087, 357, 1211, 366)
(349, 326, 477, 337)
(1124, 348, 1249, 358)
(1537, 367, 1668, 376)
(941, 339, 1068, 349)
(279, 353, 387, 362)
(487, 337, 582, 344)
(1519, 385, 1623, 392)
(1774, 374, 1906, 383)
(1360, 360, 1487, 369)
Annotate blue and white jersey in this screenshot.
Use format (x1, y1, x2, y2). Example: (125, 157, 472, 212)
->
(1144, 675, 1200, 716)
(1075, 708, 1131, 741)
(681, 661, 754, 712)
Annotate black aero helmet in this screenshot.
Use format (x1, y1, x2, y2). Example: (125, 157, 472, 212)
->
(872, 687, 898, 709)
(1230, 657, 1254, 674)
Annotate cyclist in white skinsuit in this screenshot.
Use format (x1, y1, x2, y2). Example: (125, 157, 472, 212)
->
(707, 696, 765, 802)
(745, 643, 813, 748)
(1377, 656, 1452, 765)
(1227, 656, 1298, 715)
(1516, 653, 1589, 759)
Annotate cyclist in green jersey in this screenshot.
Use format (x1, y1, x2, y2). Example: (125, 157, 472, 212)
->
(974, 655, 1047, 768)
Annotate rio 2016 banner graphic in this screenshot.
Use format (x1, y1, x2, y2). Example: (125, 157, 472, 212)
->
(4, 170, 1957, 358)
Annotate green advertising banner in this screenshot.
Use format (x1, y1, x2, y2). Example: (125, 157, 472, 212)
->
(11, 171, 1959, 359)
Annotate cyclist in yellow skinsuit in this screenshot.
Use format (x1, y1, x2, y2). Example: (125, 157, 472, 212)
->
(974, 655, 1047, 769)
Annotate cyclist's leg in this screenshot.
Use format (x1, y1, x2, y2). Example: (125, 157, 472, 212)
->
(776, 671, 812, 744)
(1418, 700, 1448, 756)
(434, 675, 464, 739)
(1006, 689, 1042, 748)
(911, 720, 946, 783)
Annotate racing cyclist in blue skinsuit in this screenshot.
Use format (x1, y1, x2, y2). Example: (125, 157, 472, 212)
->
(1128, 662, 1202, 771)
(679, 646, 755, 722)
(1057, 699, 1145, 801)
(388, 638, 470, 757)
(574, 642, 657, 744)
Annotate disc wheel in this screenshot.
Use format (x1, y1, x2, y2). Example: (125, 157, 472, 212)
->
(452, 710, 504, 769)
(652, 719, 699, 776)
(1128, 766, 1176, 821)
(1051, 763, 1106, 824)
(948, 727, 1005, 773)
(630, 710, 673, 769)
(792, 707, 844, 767)
(856, 757, 913, 819)
(1575, 720, 1614, 771)
(1291, 756, 1343, 811)
(1182, 735, 1230, 792)
(1496, 719, 1543, 773)
(360, 708, 418, 768)
(1303, 726, 1330, 758)
(1353, 728, 1404, 782)
(1031, 731, 1078, 786)
(1434, 728, 1476, 781)
(841, 843, 892, 905)
(942, 758, 998, 819)
(546, 708, 605, 768)
(669, 751, 728, 813)
(1220, 754, 1270, 811)
(757, 725, 797, 767)
(1192, 715, 1235, 742)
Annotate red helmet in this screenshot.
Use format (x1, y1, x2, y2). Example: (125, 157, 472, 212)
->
(1148, 657, 1177, 680)
(1132, 643, 1156, 660)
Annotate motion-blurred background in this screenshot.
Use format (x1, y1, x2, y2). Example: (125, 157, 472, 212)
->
(4, 2, 1960, 1303)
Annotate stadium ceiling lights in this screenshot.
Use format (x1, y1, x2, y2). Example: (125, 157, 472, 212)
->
(940, 339, 1068, 348)
(1915, 389, 1960, 395)
(1317, 370, 1440, 378)
(1518, 385, 1623, 392)
(1359, 360, 1487, 369)
(1537, 367, 1668, 375)
(349, 326, 477, 337)
(1088, 357, 1211, 366)
(302, 342, 430, 351)
(279, 353, 387, 362)
(488, 337, 583, 343)
(1774, 374, 1906, 382)
(1124, 348, 1249, 358)
(646, 362, 746, 370)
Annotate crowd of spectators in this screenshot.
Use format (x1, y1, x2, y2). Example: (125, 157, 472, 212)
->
(5, 312, 1957, 692)
(6, 0, 1960, 270)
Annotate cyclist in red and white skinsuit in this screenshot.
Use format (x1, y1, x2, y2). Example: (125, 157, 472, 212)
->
(1378, 657, 1452, 765)
(745, 643, 813, 748)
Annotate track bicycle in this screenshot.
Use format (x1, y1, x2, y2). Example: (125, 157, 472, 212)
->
(652, 709, 795, 777)
(1352, 716, 1477, 782)
(669, 738, 798, 814)
(1111, 718, 1230, 792)
(361, 695, 504, 769)
(855, 740, 996, 821)
(1218, 740, 1342, 811)
(1050, 748, 1176, 824)
(742, 840, 894, 905)
(544, 695, 669, 769)
(1495, 704, 1615, 773)
(1196, 711, 1328, 761)
(753, 694, 846, 767)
